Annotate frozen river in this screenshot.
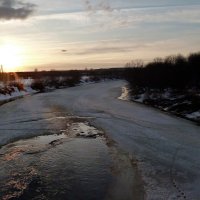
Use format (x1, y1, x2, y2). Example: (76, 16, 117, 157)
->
(0, 80, 200, 199)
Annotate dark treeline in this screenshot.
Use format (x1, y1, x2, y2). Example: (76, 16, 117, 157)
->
(1, 51, 200, 91)
(29, 70, 82, 91)
(124, 52, 200, 89)
(1, 70, 81, 82)
(16, 70, 81, 79)
(0, 68, 125, 92)
(15, 68, 124, 80)
(16, 51, 200, 90)
(83, 68, 124, 81)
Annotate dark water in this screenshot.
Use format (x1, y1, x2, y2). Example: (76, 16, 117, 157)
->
(0, 133, 112, 200)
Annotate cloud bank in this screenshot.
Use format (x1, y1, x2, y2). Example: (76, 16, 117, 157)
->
(0, 0, 36, 20)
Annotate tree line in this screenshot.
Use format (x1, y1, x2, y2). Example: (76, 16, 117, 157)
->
(1, 51, 200, 91)
(124, 52, 200, 90)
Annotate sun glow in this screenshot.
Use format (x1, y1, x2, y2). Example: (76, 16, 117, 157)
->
(0, 44, 23, 72)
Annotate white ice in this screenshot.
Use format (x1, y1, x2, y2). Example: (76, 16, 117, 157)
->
(0, 80, 200, 199)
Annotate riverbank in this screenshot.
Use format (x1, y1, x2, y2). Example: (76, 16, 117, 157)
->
(0, 84, 37, 107)
(123, 85, 200, 125)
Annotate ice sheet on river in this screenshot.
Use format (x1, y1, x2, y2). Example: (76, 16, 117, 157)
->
(0, 80, 200, 199)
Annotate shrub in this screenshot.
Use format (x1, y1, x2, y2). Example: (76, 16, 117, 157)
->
(31, 79, 45, 92)
(9, 82, 25, 91)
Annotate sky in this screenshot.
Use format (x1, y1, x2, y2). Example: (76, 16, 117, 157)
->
(0, 0, 200, 72)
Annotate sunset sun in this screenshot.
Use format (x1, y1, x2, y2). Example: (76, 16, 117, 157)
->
(0, 44, 23, 72)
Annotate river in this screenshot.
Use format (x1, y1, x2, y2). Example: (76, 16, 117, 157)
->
(0, 80, 200, 199)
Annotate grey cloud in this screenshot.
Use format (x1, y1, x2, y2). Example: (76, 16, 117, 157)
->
(84, 0, 92, 11)
(0, 0, 36, 20)
(74, 47, 130, 55)
(67, 43, 147, 56)
(98, 0, 113, 12)
(83, 0, 112, 12)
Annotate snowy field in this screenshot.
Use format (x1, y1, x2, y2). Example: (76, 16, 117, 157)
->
(0, 80, 200, 199)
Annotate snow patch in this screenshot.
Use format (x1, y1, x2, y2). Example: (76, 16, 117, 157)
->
(70, 122, 103, 138)
(118, 86, 130, 101)
(186, 111, 200, 119)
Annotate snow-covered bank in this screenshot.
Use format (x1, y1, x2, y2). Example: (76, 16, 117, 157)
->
(0, 80, 200, 199)
(0, 86, 36, 106)
(128, 87, 200, 124)
(0, 79, 36, 106)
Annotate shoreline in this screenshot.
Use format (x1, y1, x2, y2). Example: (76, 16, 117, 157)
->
(131, 98, 200, 126)
(119, 85, 200, 126)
